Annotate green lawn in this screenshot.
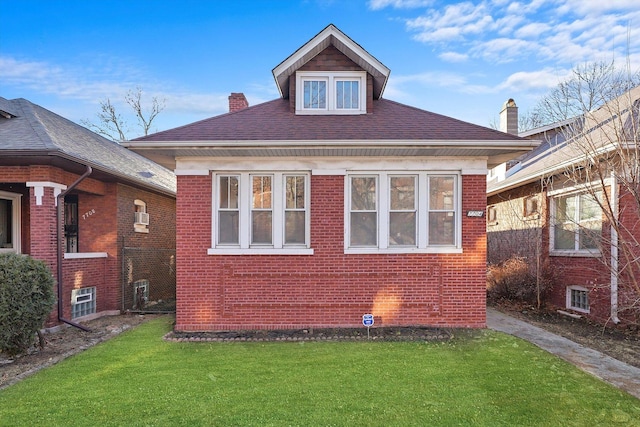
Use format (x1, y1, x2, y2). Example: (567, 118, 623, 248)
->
(0, 317, 638, 426)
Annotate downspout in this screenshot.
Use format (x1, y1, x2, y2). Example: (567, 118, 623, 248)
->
(56, 165, 93, 331)
(610, 171, 621, 324)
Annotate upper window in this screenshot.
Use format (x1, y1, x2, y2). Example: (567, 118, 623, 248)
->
(296, 71, 366, 115)
(64, 195, 79, 253)
(211, 172, 311, 255)
(134, 199, 149, 233)
(346, 173, 460, 253)
(0, 191, 21, 253)
(551, 190, 602, 254)
(523, 195, 539, 219)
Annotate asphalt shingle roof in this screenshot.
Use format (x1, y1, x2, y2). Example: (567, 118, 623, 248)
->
(0, 97, 175, 195)
(134, 98, 524, 143)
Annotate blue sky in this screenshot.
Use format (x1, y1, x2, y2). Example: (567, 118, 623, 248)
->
(2, 0, 639, 139)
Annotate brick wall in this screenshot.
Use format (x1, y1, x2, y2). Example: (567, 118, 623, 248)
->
(1, 164, 176, 325)
(175, 174, 487, 331)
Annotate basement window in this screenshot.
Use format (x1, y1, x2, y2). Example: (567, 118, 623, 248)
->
(71, 287, 96, 319)
(133, 279, 149, 309)
(566, 286, 589, 313)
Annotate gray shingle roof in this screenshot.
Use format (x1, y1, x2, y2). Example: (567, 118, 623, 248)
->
(0, 97, 175, 195)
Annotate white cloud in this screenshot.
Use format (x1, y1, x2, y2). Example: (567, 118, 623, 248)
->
(497, 68, 571, 92)
(471, 38, 540, 63)
(396, 0, 640, 66)
(368, 0, 433, 10)
(514, 22, 551, 39)
(439, 51, 469, 62)
(406, 2, 496, 43)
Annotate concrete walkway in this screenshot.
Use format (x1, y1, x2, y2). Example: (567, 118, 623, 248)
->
(486, 308, 640, 399)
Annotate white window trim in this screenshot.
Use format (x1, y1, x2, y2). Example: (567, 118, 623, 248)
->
(296, 71, 367, 115)
(549, 187, 603, 257)
(209, 172, 313, 255)
(344, 172, 462, 254)
(0, 190, 21, 254)
(566, 285, 590, 313)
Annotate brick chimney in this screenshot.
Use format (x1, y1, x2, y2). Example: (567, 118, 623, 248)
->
(228, 93, 249, 112)
(499, 98, 518, 135)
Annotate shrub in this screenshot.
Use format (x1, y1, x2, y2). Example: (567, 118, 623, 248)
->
(0, 253, 56, 357)
(487, 257, 554, 306)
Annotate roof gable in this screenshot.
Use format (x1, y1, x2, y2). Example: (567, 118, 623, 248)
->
(272, 24, 390, 100)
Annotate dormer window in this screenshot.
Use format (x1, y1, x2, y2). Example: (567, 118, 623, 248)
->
(296, 71, 366, 115)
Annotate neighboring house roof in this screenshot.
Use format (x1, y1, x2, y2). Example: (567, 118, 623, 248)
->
(0, 97, 176, 196)
(272, 24, 390, 100)
(488, 86, 640, 196)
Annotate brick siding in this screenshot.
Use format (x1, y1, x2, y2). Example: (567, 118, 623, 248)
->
(175, 174, 487, 331)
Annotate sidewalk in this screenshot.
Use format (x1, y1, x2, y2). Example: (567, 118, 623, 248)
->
(486, 307, 640, 399)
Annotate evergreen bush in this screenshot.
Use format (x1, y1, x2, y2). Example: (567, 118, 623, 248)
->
(0, 253, 56, 357)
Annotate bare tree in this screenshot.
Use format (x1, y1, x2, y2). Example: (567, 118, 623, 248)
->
(519, 60, 640, 132)
(551, 74, 640, 325)
(82, 87, 165, 142)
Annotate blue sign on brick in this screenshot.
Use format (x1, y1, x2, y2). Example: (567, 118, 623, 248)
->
(362, 314, 374, 327)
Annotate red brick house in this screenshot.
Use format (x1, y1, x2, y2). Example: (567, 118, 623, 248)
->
(487, 88, 640, 325)
(0, 96, 176, 329)
(128, 24, 535, 332)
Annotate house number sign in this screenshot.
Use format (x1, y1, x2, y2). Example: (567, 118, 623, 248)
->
(82, 209, 96, 220)
(466, 210, 484, 217)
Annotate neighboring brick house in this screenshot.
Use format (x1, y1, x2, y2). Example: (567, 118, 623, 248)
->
(487, 89, 640, 325)
(0, 96, 176, 328)
(127, 24, 534, 332)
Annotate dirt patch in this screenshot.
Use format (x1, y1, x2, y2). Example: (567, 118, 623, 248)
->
(0, 313, 155, 390)
(491, 300, 640, 369)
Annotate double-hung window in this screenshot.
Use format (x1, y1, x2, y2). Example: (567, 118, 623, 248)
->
(0, 191, 21, 253)
(551, 190, 602, 254)
(346, 173, 460, 253)
(212, 172, 311, 254)
(296, 71, 366, 114)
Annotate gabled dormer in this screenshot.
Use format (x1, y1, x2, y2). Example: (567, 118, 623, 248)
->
(272, 24, 390, 115)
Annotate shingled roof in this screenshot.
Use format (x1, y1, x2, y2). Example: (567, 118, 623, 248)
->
(0, 97, 175, 195)
(128, 24, 536, 170)
(135, 98, 523, 142)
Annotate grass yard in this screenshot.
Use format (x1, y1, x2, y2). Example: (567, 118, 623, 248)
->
(0, 317, 638, 426)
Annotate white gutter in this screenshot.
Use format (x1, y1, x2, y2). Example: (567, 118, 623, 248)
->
(610, 171, 620, 324)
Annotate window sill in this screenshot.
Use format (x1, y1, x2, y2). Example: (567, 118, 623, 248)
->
(295, 109, 367, 115)
(208, 248, 314, 256)
(344, 247, 463, 255)
(566, 306, 590, 314)
(64, 252, 108, 259)
(550, 250, 601, 258)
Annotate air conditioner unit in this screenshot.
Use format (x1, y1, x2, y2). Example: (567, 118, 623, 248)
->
(135, 212, 150, 225)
